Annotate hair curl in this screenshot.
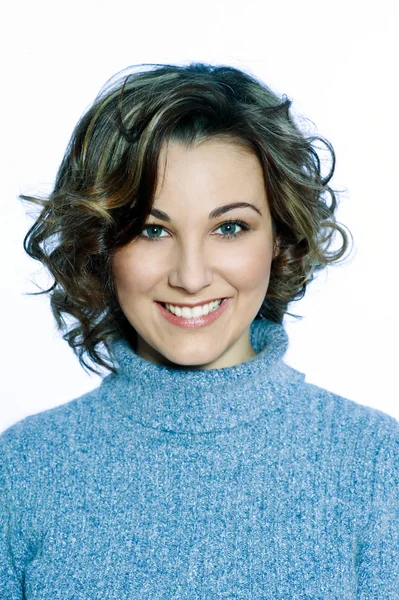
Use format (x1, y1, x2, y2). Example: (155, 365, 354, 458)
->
(22, 61, 351, 375)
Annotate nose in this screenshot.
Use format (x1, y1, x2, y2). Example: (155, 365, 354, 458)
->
(168, 239, 213, 294)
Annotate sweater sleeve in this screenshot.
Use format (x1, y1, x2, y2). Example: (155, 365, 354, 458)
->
(356, 423, 399, 598)
(0, 439, 24, 600)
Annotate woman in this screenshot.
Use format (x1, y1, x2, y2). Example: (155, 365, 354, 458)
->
(1, 62, 398, 598)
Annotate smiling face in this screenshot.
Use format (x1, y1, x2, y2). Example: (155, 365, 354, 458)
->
(112, 137, 275, 369)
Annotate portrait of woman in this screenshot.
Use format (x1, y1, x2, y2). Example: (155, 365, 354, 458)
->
(1, 61, 398, 598)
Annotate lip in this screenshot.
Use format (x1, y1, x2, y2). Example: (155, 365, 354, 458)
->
(155, 298, 231, 329)
(158, 297, 227, 308)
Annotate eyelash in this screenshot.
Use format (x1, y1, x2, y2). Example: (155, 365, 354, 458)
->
(139, 219, 251, 242)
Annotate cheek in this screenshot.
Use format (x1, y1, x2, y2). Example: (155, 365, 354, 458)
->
(219, 238, 273, 290)
(112, 247, 165, 295)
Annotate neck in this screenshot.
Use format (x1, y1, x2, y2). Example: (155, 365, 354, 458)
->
(102, 318, 300, 434)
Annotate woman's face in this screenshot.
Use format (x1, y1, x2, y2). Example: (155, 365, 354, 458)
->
(112, 137, 275, 369)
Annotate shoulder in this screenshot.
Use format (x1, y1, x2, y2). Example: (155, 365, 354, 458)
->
(280, 366, 399, 516)
(0, 384, 106, 469)
(302, 374, 399, 488)
(283, 362, 398, 427)
(305, 376, 398, 437)
(281, 363, 399, 458)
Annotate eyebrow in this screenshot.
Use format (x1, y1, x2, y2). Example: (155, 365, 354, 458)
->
(150, 202, 262, 222)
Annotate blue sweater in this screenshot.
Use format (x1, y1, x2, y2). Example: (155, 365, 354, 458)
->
(1, 318, 398, 599)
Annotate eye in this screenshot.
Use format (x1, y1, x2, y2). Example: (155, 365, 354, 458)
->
(213, 220, 250, 238)
(140, 225, 169, 241)
(139, 219, 251, 242)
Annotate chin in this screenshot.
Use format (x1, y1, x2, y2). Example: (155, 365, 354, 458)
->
(163, 350, 222, 369)
(148, 340, 225, 369)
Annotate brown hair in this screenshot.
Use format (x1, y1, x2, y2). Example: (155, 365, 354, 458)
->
(21, 62, 351, 375)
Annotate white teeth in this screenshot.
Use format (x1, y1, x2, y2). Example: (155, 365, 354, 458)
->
(181, 307, 192, 319)
(165, 299, 223, 318)
(192, 305, 204, 318)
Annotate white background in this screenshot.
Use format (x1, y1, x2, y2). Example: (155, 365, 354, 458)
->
(1, 0, 398, 433)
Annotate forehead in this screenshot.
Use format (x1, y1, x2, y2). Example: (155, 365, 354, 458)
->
(154, 138, 266, 209)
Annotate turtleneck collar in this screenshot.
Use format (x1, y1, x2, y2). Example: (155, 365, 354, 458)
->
(102, 317, 302, 434)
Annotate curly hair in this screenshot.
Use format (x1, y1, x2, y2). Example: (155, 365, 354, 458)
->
(21, 61, 351, 376)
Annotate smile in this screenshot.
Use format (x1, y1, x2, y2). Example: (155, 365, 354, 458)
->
(156, 298, 231, 329)
(164, 299, 222, 318)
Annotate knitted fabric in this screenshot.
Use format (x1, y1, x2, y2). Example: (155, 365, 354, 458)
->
(1, 318, 398, 598)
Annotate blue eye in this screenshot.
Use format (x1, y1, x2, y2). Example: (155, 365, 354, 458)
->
(140, 219, 250, 242)
(140, 225, 169, 240)
(214, 220, 250, 238)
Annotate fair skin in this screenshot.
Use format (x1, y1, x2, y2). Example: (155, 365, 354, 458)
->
(112, 137, 276, 370)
